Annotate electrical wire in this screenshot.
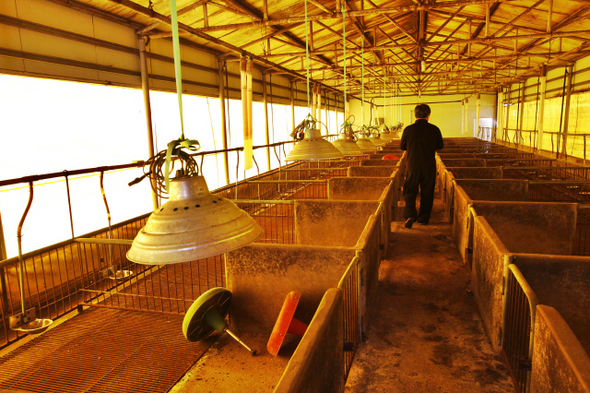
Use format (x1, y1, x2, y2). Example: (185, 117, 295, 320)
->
(129, 141, 199, 198)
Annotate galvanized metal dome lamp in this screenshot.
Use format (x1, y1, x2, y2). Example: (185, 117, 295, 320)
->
(356, 128, 377, 153)
(285, 116, 343, 161)
(127, 0, 262, 265)
(368, 125, 387, 147)
(126, 168, 263, 265)
(380, 125, 395, 141)
(332, 116, 364, 157)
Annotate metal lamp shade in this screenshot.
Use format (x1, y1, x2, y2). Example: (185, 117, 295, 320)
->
(127, 176, 263, 265)
(369, 135, 387, 147)
(332, 135, 365, 157)
(355, 135, 377, 153)
(285, 128, 343, 161)
(380, 131, 395, 140)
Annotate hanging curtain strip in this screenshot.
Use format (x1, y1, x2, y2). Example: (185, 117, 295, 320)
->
(240, 57, 251, 170)
(169, 0, 185, 139)
(304, 0, 311, 112)
(317, 85, 322, 124)
(245, 58, 253, 170)
(361, 36, 364, 126)
(390, 75, 393, 123)
(391, 73, 394, 124)
(312, 83, 316, 118)
(342, 3, 347, 117)
(383, 67, 386, 125)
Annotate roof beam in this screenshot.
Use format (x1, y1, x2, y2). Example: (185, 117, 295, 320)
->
(282, 50, 588, 73)
(459, 2, 500, 56)
(260, 31, 590, 58)
(193, 0, 513, 31)
(489, 0, 544, 38)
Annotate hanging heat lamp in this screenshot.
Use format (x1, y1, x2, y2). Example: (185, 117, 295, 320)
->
(332, 133, 364, 157)
(127, 0, 262, 265)
(368, 126, 387, 147)
(356, 129, 377, 153)
(127, 169, 263, 265)
(392, 122, 404, 138)
(380, 125, 395, 141)
(285, 117, 344, 161)
(332, 117, 364, 157)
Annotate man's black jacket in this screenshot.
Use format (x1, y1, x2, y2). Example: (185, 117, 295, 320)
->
(400, 118, 444, 172)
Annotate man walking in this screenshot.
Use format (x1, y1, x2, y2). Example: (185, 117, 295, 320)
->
(400, 104, 444, 229)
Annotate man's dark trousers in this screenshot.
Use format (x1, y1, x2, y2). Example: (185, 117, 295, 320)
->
(403, 170, 436, 224)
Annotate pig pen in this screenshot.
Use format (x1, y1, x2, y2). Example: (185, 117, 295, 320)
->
(503, 254, 590, 393)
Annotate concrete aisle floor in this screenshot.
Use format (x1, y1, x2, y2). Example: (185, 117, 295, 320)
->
(345, 197, 515, 393)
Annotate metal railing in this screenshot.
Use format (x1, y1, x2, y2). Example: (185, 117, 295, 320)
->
(233, 200, 296, 244)
(503, 166, 590, 181)
(527, 181, 590, 203)
(0, 216, 148, 348)
(338, 254, 361, 379)
(496, 128, 590, 164)
(0, 200, 297, 350)
(503, 264, 538, 393)
(214, 159, 363, 201)
(0, 158, 364, 350)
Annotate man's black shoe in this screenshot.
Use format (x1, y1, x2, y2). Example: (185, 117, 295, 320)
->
(405, 218, 415, 229)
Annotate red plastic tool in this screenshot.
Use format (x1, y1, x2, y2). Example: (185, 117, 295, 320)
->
(267, 291, 308, 356)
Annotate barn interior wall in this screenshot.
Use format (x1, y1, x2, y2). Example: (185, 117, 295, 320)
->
(348, 93, 497, 138)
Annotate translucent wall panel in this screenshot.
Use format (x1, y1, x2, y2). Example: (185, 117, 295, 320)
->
(500, 87, 590, 160)
(0, 75, 154, 258)
(0, 74, 149, 179)
(0, 74, 343, 257)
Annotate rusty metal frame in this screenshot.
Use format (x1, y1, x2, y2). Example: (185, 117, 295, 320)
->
(338, 253, 361, 379)
(502, 264, 538, 393)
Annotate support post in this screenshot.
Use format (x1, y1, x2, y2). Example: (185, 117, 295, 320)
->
(0, 210, 6, 260)
(476, 94, 481, 138)
(262, 73, 271, 171)
(518, 83, 526, 146)
(461, 99, 465, 136)
(561, 64, 574, 156)
(505, 85, 511, 143)
(218, 60, 230, 184)
(547, 0, 553, 33)
(464, 98, 469, 136)
(497, 88, 504, 143)
(290, 80, 295, 132)
(138, 36, 159, 210)
(0, 210, 8, 318)
(537, 65, 547, 151)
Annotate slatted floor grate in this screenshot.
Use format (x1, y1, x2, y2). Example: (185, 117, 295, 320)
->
(0, 307, 213, 393)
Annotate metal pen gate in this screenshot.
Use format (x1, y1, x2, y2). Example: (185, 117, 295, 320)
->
(502, 264, 538, 393)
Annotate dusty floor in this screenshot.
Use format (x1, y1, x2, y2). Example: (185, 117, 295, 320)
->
(344, 197, 515, 393)
(169, 331, 298, 392)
